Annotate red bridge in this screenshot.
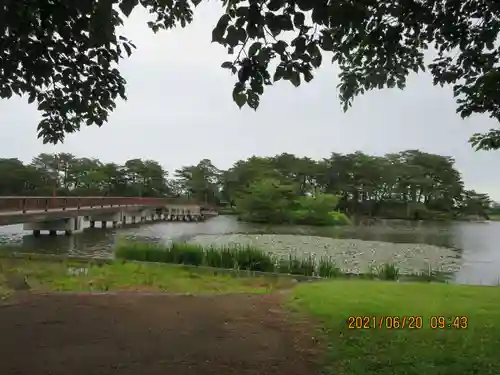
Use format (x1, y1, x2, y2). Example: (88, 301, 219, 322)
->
(0, 196, 217, 235)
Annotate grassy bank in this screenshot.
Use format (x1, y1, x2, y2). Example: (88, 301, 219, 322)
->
(489, 214, 500, 221)
(292, 280, 500, 375)
(114, 241, 446, 282)
(0, 257, 295, 298)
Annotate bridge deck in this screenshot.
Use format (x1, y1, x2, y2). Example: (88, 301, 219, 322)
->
(0, 197, 212, 227)
(0, 196, 205, 213)
(0, 205, 146, 216)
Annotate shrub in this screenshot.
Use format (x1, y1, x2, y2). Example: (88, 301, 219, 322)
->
(326, 211, 351, 225)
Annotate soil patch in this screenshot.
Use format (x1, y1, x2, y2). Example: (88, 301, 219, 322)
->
(0, 292, 319, 375)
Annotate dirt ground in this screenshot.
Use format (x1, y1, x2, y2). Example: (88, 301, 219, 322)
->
(0, 293, 320, 375)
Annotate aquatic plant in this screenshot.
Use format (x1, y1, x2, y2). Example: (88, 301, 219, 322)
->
(233, 246, 275, 272)
(114, 240, 445, 283)
(318, 256, 341, 278)
(377, 263, 400, 280)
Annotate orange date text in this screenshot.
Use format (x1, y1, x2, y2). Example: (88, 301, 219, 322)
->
(347, 316, 424, 329)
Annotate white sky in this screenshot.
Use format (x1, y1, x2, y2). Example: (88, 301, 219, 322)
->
(1, 4, 499, 199)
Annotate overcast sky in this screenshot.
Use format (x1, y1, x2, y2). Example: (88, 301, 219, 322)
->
(1, 4, 500, 199)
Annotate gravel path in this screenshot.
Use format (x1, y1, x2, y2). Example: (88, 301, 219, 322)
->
(189, 234, 461, 274)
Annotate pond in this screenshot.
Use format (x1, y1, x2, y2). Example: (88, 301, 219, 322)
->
(0, 215, 498, 285)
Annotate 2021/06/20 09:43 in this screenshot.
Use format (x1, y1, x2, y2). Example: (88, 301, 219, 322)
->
(347, 316, 469, 329)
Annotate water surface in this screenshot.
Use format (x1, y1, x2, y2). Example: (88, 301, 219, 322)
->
(0, 216, 498, 285)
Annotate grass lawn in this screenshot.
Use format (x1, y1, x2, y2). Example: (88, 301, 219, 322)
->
(291, 280, 500, 375)
(0, 258, 295, 297)
(489, 214, 500, 221)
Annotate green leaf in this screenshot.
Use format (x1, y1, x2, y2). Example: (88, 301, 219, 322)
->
(265, 13, 282, 36)
(123, 43, 132, 57)
(320, 33, 334, 51)
(274, 65, 286, 82)
(290, 71, 301, 87)
(250, 79, 264, 94)
(302, 69, 313, 82)
(119, 0, 138, 17)
(267, 0, 285, 11)
(296, 0, 314, 11)
(232, 86, 247, 108)
(294, 12, 305, 28)
(212, 14, 231, 43)
(248, 42, 262, 57)
(225, 26, 240, 48)
(236, 6, 249, 17)
(221, 61, 233, 69)
(311, 50, 322, 68)
(235, 27, 247, 43)
(292, 37, 306, 56)
(273, 40, 288, 55)
(28, 92, 36, 104)
(247, 90, 260, 109)
(279, 15, 294, 31)
(305, 42, 323, 68)
(38, 101, 51, 111)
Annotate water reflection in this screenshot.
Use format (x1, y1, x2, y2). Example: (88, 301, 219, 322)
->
(0, 215, 499, 285)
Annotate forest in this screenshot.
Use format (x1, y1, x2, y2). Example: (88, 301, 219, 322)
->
(0, 150, 496, 222)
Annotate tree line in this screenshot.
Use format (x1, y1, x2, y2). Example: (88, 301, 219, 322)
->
(0, 150, 495, 220)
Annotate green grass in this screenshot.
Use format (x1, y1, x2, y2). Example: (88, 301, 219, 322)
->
(0, 258, 296, 296)
(489, 214, 500, 221)
(291, 280, 500, 375)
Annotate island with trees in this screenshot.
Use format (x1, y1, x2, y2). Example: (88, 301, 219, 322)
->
(0, 149, 495, 225)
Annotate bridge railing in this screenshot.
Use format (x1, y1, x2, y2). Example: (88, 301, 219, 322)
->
(0, 197, 201, 213)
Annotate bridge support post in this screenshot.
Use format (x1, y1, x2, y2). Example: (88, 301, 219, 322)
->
(24, 217, 82, 236)
(90, 221, 95, 228)
(87, 213, 122, 229)
(112, 221, 118, 228)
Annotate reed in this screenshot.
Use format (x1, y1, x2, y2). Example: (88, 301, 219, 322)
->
(114, 241, 445, 283)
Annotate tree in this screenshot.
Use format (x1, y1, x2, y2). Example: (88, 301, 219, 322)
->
(235, 178, 297, 223)
(175, 159, 221, 204)
(124, 159, 169, 196)
(1, 1, 500, 149)
(292, 194, 348, 225)
(3, 153, 171, 198)
(0, 158, 52, 195)
(30, 153, 61, 195)
(0, 150, 494, 220)
(459, 190, 492, 217)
